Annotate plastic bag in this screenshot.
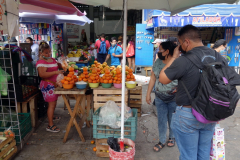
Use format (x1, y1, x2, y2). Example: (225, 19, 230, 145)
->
(57, 56, 68, 71)
(3, 127, 15, 138)
(0, 67, 11, 96)
(98, 101, 132, 128)
(56, 74, 64, 87)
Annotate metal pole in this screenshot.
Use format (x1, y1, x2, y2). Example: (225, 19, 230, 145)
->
(121, 0, 128, 143)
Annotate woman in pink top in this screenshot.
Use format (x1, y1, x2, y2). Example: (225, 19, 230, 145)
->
(36, 41, 64, 133)
(126, 36, 135, 71)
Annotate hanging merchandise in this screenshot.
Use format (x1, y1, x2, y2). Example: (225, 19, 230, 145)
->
(0, 67, 11, 96)
(51, 24, 63, 58)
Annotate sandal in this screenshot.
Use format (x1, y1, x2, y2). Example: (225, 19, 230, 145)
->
(167, 138, 175, 147)
(53, 116, 61, 121)
(153, 142, 165, 152)
(46, 125, 60, 133)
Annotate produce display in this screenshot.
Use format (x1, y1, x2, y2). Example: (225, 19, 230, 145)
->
(60, 67, 78, 89)
(67, 49, 91, 62)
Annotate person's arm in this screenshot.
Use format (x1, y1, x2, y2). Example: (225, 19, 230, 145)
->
(159, 46, 185, 84)
(112, 47, 123, 57)
(146, 71, 156, 104)
(126, 43, 130, 53)
(155, 54, 158, 61)
(38, 67, 64, 79)
(94, 40, 98, 49)
(105, 54, 110, 62)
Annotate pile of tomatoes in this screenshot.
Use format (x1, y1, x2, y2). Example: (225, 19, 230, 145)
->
(100, 68, 113, 84)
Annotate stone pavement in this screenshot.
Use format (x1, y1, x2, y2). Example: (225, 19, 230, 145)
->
(13, 85, 240, 160)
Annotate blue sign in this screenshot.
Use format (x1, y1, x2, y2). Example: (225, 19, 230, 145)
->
(151, 16, 240, 28)
(135, 24, 154, 66)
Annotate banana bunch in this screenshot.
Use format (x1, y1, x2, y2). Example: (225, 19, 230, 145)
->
(75, 51, 82, 57)
(67, 51, 76, 57)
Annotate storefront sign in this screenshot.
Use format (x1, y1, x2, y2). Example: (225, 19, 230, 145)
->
(150, 16, 240, 28)
(0, 1, 8, 36)
(146, 18, 154, 29)
(127, 26, 135, 35)
(67, 23, 79, 39)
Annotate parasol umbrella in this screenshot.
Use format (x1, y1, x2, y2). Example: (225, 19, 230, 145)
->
(70, 0, 236, 152)
(20, 0, 86, 16)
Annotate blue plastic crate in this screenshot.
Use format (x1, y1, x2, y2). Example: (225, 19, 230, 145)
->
(93, 108, 138, 141)
(76, 63, 89, 68)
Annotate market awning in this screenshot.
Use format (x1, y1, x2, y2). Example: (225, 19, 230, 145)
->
(20, 0, 86, 16)
(19, 4, 93, 25)
(145, 4, 240, 28)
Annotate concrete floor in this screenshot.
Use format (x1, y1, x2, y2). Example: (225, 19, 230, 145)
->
(13, 85, 240, 160)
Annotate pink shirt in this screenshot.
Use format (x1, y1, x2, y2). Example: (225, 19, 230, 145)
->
(36, 58, 58, 83)
(95, 38, 110, 53)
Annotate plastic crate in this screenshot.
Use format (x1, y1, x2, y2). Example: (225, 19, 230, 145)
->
(76, 63, 88, 68)
(93, 108, 138, 141)
(0, 113, 32, 144)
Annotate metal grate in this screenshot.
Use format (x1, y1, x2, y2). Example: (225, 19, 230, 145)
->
(0, 44, 22, 147)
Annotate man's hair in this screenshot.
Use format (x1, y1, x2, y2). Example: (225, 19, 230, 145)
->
(111, 37, 117, 42)
(100, 33, 105, 38)
(26, 37, 33, 42)
(178, 25, 202, 42)
(212, 39, 227, 49)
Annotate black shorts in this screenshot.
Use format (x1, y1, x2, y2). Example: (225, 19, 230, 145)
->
(128, 55, 135, 58)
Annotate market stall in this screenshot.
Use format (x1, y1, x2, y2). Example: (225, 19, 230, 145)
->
(143, 4, 240, 67)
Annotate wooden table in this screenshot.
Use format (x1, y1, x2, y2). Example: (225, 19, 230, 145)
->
(54, 87, 91, 143)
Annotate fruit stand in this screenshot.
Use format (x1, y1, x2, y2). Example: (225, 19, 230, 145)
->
(54, 86, 91, 143)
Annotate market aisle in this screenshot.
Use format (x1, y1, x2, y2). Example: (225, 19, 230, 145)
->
(13, 86, 240, 160)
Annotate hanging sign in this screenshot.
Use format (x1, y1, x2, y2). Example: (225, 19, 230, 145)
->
(150, 16, 240, 28)
(67, 23, 79, 39)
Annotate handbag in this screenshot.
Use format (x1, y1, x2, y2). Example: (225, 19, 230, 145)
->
(126, 42, 135, 57)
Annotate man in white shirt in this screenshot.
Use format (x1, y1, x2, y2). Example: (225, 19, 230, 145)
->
(26, 37, 39, 64)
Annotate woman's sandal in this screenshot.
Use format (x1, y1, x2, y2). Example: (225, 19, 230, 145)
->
(46, 125, 60, 133)
(153, 142, 165, 152)
(167, 138, 175, 147)
(53, 116, 61, 121)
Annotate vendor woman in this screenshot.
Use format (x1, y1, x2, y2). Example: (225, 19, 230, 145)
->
(36, 41, 64, 133)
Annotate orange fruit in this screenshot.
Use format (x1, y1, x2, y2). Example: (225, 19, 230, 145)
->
(94, 61, 98, 64)
(90, 76, 96, 80)
(104, 80, 108, 83)
(100, 79, 104, 83)
(83, 71, 88, 75)
(83, 78, 88, 82)
(78, 78, 82, 81)
(105, 70, 110, 74)
(131, 75, 135, 79)
(114, 77, 118, 80)
(113, 80, 116, 83)
(129, 69, 133, 73)
(66, 77, 71, 81)
(91, 74, 97, 77)
(61, 79, 65, 84)
(127, 75, 130, 79)
(73, 75, 77, 79)
(74, 79, 78, 82)
(83, 67, 88, 71)
(92, 68, 97, 74)
(116, 69, 121, 74)
(70, 80, 74, 84)
(102, 76, 106, 80)
(97, 79, 100, 83)
(93, 80, 97, 83)
(64, 81, 69, 84)
(116, 81, 120, 84)
(118, 78, 121, 81)
(80, 74, 85, 78)
(106, 77, 110, 80)
(67, 74, 72, 77)
(93, 147, 97, 152)
(109, 80, 113, 83)
(117, 74, 121, 78)
(88, 79, 93, 83)
(69, 71, 75, 75)
(64, 76, 67, 80)
(85, 75, 89, 78)
(69, 67, 74, 72)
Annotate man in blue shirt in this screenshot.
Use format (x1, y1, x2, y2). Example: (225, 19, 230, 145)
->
(105, 37, 123, 66)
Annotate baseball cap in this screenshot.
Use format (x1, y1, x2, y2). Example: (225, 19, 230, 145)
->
(152, 39, 162, 44)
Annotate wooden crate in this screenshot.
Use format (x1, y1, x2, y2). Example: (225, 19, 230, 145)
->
(93, 86, 128, 111)
(128, 86, 142, 117)
(96, 139, 109, 157)
(17, 93, 39, 128)
(0, 135, 17, 160)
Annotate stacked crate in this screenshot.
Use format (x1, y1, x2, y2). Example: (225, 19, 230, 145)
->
(128, 86, 142, 117)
